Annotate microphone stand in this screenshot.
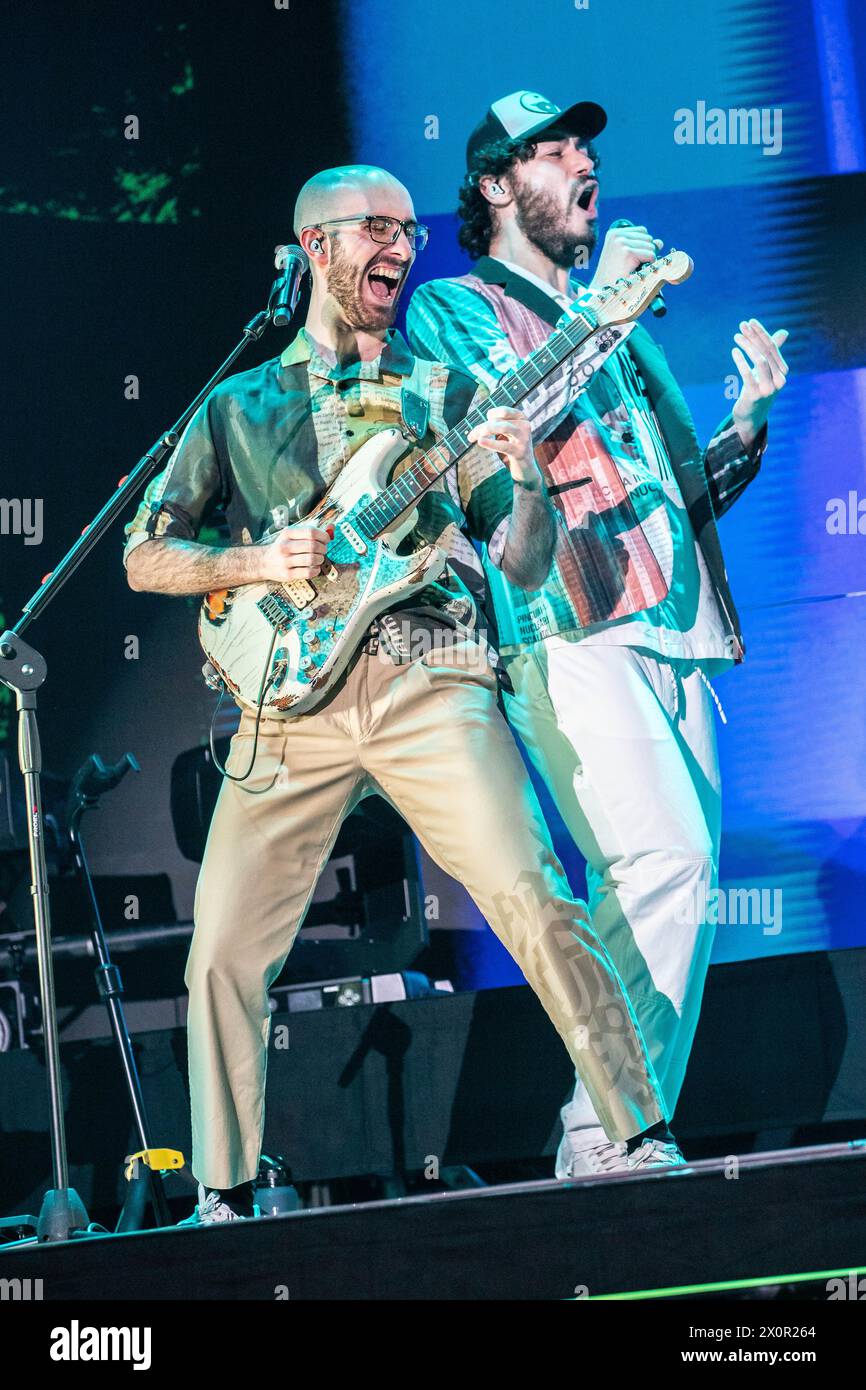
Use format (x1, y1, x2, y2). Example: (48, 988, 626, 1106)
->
(0, 280, 290, 1243)
(65, 753, 176, 1233)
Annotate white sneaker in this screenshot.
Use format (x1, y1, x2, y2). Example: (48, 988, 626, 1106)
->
(564, 1140, 630, 1177)
(556, 1125, 630, 1179)
(177, 1182, 260, 1226)
(626, 1139, 687, 1171)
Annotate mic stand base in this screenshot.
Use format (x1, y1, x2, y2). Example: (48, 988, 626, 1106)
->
(36, 1188, 91, 1243)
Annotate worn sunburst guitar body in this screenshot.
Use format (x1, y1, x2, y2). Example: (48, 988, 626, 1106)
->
(199, 250, 693, 715)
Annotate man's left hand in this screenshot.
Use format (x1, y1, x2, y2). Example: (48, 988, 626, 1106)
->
(731, 319, 789, 449)
(468, 406, 543, 489)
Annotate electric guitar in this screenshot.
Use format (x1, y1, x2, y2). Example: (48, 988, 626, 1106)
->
(199, 250, 693, 715)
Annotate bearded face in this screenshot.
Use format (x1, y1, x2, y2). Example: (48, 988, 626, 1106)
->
(325, 233, 409, 332)
(510, 157, 599, 270)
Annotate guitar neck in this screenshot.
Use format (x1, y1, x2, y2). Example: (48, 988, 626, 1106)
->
(355, 301, 602, 540)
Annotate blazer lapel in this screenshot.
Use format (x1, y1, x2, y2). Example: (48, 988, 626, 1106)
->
(472, 256, 563, 329)
(625, 325, 715, 516)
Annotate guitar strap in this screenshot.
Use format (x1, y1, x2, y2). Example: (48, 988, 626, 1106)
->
(400, 355, 434, 441)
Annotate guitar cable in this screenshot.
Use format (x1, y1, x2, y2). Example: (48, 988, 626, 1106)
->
(207, 623, 284, 792)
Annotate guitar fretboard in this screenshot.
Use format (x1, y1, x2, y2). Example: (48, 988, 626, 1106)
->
(355, 304, 599, 539)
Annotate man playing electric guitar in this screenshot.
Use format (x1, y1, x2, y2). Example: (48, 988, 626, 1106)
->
(124, 163, 674, 1224)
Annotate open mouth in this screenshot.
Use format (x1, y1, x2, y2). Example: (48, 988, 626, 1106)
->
(366, 263, 404, 304)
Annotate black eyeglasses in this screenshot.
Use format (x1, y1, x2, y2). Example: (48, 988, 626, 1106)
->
(304, 214, 429, 250)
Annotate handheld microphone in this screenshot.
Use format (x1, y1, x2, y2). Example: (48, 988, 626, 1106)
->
(270, 244, 310, 327)
(609, 219, 666, 318)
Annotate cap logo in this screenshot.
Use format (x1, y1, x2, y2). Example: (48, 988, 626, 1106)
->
(519, 92, 560, 116)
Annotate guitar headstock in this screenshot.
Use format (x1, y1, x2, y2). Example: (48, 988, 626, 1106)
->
(591, 250, 694, 326)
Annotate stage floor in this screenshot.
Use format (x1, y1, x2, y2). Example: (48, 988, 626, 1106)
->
(2, 1140, 865, 1300)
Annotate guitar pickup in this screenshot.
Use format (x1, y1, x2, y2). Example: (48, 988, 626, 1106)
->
(284, 580, 317, 607)
(339, 521, 367, 555)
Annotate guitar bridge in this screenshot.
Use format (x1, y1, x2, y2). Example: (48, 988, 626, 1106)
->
(257, 592, 294, 629)
(257, 578, 316, 630)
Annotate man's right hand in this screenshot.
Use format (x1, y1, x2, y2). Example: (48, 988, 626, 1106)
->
(590, 224, 664, 290)
(256, 524, 333, 583)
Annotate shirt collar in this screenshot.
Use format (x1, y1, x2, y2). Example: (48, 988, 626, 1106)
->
(280, 326, 416, 381)
(495, 257, 586, 310)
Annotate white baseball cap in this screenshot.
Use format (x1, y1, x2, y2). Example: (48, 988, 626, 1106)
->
(466, 90, 607, 168)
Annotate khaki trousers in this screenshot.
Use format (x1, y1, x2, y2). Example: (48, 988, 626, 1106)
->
(185, 640, 665, 1188)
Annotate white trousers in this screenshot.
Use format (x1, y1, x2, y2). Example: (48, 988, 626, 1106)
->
(501, 642, 721, 1174)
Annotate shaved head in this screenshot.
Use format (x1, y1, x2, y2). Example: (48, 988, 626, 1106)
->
(294, 164, 419, 335)
(294, 165, 414, 237)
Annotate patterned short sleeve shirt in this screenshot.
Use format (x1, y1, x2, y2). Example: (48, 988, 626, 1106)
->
(123, 327, 514, 643)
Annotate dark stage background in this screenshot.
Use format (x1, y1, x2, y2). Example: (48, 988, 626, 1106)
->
(1, 0, 864, 994)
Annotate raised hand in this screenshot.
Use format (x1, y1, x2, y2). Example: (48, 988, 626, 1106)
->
(731, 319, 789, 448)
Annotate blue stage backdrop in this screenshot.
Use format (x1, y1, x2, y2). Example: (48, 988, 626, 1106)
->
(338, 0, 866, 977)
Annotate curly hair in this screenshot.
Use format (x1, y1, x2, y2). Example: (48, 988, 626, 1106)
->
(457, 134, 601, 261)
